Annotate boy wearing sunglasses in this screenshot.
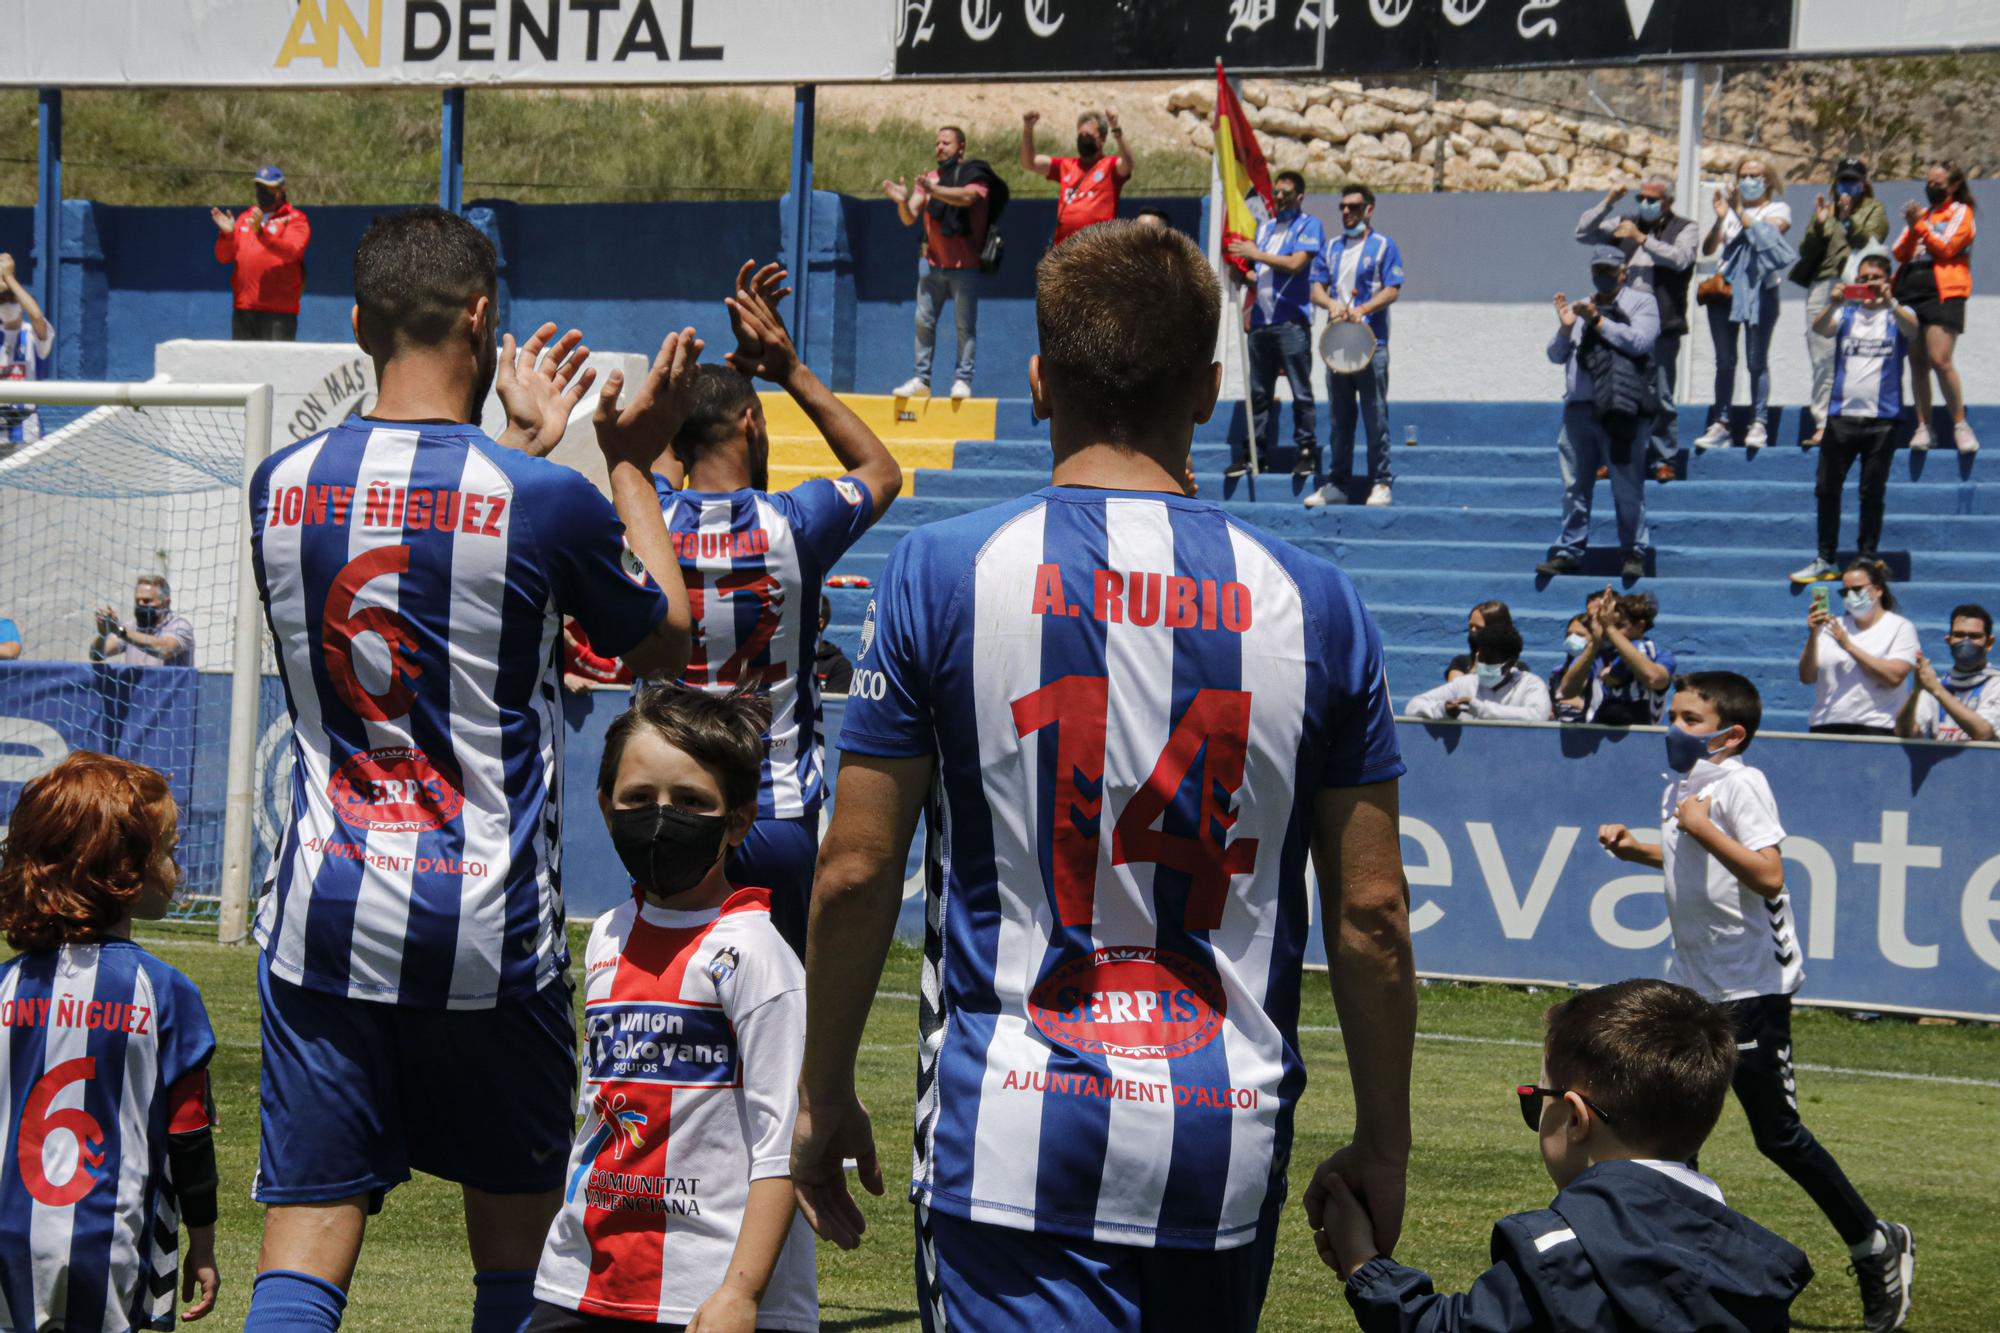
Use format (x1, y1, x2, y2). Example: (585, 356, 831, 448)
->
(1312, 979, 1811, 1330)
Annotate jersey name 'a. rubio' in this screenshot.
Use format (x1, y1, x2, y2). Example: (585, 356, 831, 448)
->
(0, 941, 215, 1331)
(658, 476, 876, 818)
(251, 417, 669, 1008)
(840, 486, 1404, 1250)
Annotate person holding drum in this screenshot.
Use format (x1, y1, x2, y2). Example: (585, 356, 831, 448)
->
(1306, 184, 1404, 509)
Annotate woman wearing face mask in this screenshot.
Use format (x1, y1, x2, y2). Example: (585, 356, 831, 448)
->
(1799, 557, 1918, 735)
(1551, 611, 1593, 721)
(1892, 161, 1979, 452)
(1407, 619, 1551, 722)
(1695, 160, 1792, 451)
(1797, 158, 1889, 446)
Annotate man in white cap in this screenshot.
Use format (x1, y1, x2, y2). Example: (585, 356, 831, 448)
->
(0, 251, 54, 448)
(213, 164, 312, 340)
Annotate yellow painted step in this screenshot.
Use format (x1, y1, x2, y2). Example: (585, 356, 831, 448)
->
(758, 391, 996, 442)
(766, 464, 918, 495)
(766, 437, 957, 471)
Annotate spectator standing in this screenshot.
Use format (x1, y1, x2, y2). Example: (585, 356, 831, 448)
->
(1576, 177, 1697, 478)
(0, 252, 55, 448)
(1797, 158, 1890, 446)
(0, 615, 18, 660)
(1556, 588, 1676, 726)
(1800, 558, 1917, 736)
(1896, 604, 2000, 743)
(1790, 257, 1917, 585)
(1225, 170, 1325, 481)
(1021, 108, 1132, 248)
(815, 596, 855, 694)
(1405, 618, 1552, 721)
(885, 126, 999, 403)
(212, 165, 310, 342)
(1893, 161, 1979, 453)
(1306, 184, 1404, 508)
(89, 574, 195, 667)
(1694, 161, 1793, 451)
(1536, 247, 1658, 582)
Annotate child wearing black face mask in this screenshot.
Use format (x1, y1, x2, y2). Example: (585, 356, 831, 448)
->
(528, 682, 820, 1333)
(1598, 671, 1914, 1331)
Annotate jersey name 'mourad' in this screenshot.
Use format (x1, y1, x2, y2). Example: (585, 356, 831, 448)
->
(657, 475, 877, 818)
(251, 416, 669, 1008)
(0, 941, 214, 1332)
(839, 486, 1404, 1249)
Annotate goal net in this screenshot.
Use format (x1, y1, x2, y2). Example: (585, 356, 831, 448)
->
(0, 381, 274, 942)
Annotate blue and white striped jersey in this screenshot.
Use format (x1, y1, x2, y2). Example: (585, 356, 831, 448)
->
(0, 941, 215, 1332)
(1830, 305, 1907, 420)
(839, 486, 1404, 1250)
(658, 475, 877, 819)
(251, 416, 670, 1009)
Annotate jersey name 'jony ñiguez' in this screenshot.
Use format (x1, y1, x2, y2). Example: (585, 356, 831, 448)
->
(534, 889, 816, 1329)
(0, 941, 215, 1332)
(840, 486, 1404, 1250)
(251, 416, 670, 1009)
(658, 476, 876, 818)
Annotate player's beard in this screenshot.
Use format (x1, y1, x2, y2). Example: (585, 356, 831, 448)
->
(468, 318, 499, 425)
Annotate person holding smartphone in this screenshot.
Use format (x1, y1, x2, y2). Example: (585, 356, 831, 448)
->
(1800, 558, 1918, 736)
(1790, 255, 1917, 586)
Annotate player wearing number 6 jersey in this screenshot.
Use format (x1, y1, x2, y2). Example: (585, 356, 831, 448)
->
(0, 754, 220, 1331)
(794, 221, 1418, 1332)
(244, 208, 697, 1333)
(653, 262, 903, 954)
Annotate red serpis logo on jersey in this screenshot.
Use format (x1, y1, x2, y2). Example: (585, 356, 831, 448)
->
(328, 746, 465, 833)
(1029, 947, 1227, 1061)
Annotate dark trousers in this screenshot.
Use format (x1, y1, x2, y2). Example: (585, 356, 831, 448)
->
(1816, 416, 1896, 564)
(1243, 319, 1316, 470)
(1650, 332, 1681, 468)
(1714, 994, 1877, 1246)
(233, 309, 298, 341)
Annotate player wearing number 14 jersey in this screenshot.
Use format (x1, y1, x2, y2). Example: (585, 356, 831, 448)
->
(654, 263, 902, 953)
(795, 223, 1418, 1332)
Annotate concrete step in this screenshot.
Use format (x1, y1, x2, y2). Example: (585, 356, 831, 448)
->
(760, 391, 995, 442)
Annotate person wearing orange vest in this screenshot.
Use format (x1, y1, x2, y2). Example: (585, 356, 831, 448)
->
(1892, 160, 1978, 453)
(212, 165, 311, 341)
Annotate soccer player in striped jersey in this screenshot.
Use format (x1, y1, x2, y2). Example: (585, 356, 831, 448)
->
(652, 262, 902, 954)
(792, 221, 1418, 1330)
(244, 208, 699, 1333)
(0, 754, 220, 1331)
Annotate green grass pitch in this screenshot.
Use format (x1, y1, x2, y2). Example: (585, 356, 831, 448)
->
(141, 924, 2000, 1331)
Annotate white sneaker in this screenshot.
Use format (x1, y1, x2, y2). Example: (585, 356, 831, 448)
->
(1956, 420, 1980, 454)
(1365, 484, 1393, 507)
(1744, 421, 1769, 448)
(1910, 422, 1933, 450)
(950, 379, 973, 401)
(1694, 422, 1733, 451)
(892, 376, 930, 399)
(1789, 557, 1839, 585)
(1303, 483, 1348, 508)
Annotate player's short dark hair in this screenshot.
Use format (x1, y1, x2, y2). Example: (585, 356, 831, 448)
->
(671, 365, 761, 465)
(1340, 183, 1376, 207)
(1544, 978, 1736, 1162)
(353, 206, 497, 352)
(1035, 220, 1220, 445)
(1672, 671, 1762, 744)
(1275, 170, 1306, 193)
(598, 681, 772, 814)
(1951, 603, 1993, 636)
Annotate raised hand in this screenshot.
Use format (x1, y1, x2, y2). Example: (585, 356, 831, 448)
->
(1903, 199, 1923, 224)
(210, 207, 235, 235)
(1603, 183, 1628, 205)
(1023, 109, 1041, 128)
(1106, 107, 1121, 132)
(1611, 218, 1641, 243)
(1554, 292, 1575, 328)
(1598, 823, 1644, 861)
(496, 323, 597, 457)
(880, 177, 909, 203)
(724, 260, 799, 385)
(1914, 652, 1942, 696)
(594, 327, 705, 476)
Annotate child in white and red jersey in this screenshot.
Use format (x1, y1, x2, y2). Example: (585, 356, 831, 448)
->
(530, 683, 814, 1332)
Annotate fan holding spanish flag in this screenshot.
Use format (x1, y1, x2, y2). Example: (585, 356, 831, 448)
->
(1214, 60, 1276, 279)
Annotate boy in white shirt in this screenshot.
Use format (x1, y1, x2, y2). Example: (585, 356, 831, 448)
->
(531, 683, 816, 1331)
(1599, 671, 1914, 1333)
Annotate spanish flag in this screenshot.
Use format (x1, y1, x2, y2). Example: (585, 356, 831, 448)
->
(1214, 61, 1275, 279)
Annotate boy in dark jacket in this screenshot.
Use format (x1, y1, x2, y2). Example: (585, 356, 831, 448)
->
(1312, 978, 1812, 1332)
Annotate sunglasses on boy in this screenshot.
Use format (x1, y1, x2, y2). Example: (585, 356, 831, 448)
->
(1516, 1084, 1616, 1131)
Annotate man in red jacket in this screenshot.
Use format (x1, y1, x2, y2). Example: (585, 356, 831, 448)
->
(212, 165, 310, 340)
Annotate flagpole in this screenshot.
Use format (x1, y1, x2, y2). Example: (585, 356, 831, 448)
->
(1234, 272, 1260, 502)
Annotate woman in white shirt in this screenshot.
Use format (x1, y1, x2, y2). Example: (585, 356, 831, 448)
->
(1799, 557, 1918, 735)
(1694, 159, 1793, 451)
(1407, 619, 1553, 722)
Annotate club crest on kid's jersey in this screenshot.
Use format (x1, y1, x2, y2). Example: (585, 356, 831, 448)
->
(619, 540, 649, 587)
(706, 946, 739, 985)
(833, 478, 864, 507)
(858, 600, 877, 662)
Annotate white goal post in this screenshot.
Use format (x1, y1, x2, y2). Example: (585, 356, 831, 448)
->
(0, 379, 273, 945)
